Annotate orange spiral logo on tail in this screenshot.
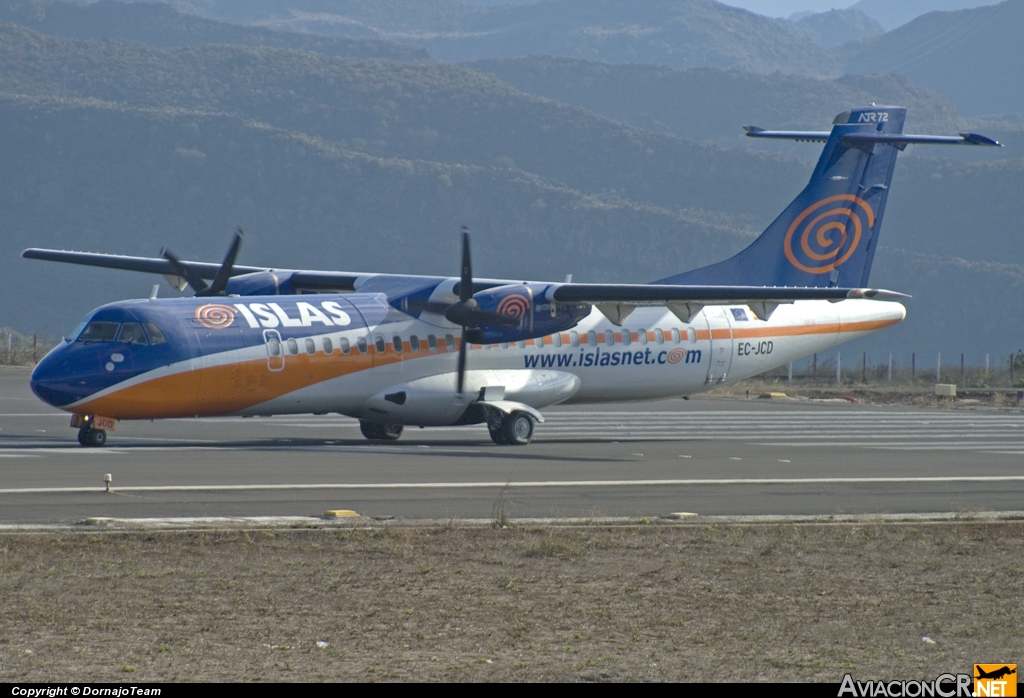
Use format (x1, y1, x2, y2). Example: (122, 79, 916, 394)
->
(496, 294, 530, 319)
(784, 195, 875, 274)
(195, 303, 235, 329)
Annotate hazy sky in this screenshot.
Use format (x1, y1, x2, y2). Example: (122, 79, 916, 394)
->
(720, 1, 851, 17)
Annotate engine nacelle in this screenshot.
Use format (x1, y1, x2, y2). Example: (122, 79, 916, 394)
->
(361, 369, 580, 426)
(224, 271, 298, 296)
(471, 283, 590, 344)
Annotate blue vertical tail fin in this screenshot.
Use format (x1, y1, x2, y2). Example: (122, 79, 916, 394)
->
(657, 106, 997, 288)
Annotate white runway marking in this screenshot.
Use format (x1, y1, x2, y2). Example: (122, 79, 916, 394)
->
(3, 475, 1024, 495)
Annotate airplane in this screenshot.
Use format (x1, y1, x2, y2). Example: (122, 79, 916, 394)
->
(24, 106, 1000, 447)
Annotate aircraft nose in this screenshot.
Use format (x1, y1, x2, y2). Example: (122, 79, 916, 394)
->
(30, 343, 78, 408)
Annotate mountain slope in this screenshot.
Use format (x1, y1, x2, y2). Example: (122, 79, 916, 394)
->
(154, 0, 843, 75)
(842, 0, 1024, 116)
(0, 0, 432, 61)
(465, 57, 963, 145)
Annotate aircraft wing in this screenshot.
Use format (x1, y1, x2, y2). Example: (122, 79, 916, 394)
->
(545, 283, 909, 323)
(22, 248, 362, 292)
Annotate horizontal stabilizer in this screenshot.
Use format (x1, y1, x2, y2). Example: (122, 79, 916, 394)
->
(745, 127, 1001, 147)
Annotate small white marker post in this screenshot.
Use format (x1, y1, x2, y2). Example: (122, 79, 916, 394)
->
(103, 473, 112, 493)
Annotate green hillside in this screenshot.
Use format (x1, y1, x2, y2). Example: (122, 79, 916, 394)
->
(0, 22, 811, 219)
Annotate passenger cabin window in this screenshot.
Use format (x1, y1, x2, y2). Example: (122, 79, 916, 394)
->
(267, 338, 281, 356)
(638, 329, 648, 345)
(552, 333, 562, 347)
(517, 340, 526, 348)
(655, 328, 664, 344)
(118, 322, 148, 345)
(686, 327, 697, 343)
(621, 330, 631, 346)
(445, 334, 456, 351)
(357, 337, 368, 354)
(605, 330, 614, 345)
(393, 336, 403, 353)
(587, 330, 597, 346)
(144, 322, 167, 345)
(287, 338, 299, 355)
(570, 331, 580, 347)
(305, 338, 316, 355)
(427, 335, 438, 352)
(410, 335, 421, 352)
(79, 322, 120, 342)
(670, 328, 680, 343)
(323, 338, 334, 354)
(374, 335, 386, 353)
(339, 337, 350, 354)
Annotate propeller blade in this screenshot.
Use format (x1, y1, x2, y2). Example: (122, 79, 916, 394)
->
(161, 246, 209, 295)
(459, 226, 472, 302)
(456, 329, 468, 394)
(208, 227, 244, 296)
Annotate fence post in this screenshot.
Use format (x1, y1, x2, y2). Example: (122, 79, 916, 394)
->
(960, 353, 964, 386)
(986, 353, 989, 377)
(836, 351, 841, 385)
(1012, 353, 1016, 386)
(888, 353, 892, 383)
(813, 353, 817, 381)
(912, 352, 916, 382)
(787, 362, 792, 383)
(6, 332, 11, 365)
(862, 352, 867, 382)
(937, 352, 941, 382)
(32, 334, 37, 364)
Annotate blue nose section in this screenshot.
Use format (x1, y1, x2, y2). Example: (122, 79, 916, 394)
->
(30, 343, 95, 408)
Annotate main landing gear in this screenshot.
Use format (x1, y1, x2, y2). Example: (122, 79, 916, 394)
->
(77, 427, 107, 448)
(359, 420, 404, 441)
(487, 411, 535, 446)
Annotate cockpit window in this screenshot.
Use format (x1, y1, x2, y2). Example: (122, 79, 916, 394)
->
(117, 322, 149, 345)
(65, 317, 90, 343)
(78, 322, 121, 342)
(144, 322, 167, 345)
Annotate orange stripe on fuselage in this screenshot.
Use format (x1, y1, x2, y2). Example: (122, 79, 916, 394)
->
(74, 342, 447, 420)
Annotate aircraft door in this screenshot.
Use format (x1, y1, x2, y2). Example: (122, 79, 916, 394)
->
(263, 330, 284, 371)
(702, 306, 734, 384)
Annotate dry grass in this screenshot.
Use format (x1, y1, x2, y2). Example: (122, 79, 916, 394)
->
(1, 523, 1021, 682)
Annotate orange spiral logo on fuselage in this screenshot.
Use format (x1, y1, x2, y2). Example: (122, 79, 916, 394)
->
(666, 348, 686, 364)
(496, 294, 530, 319)
(784, 195, 875, 274)
(195, 303, 235, 329)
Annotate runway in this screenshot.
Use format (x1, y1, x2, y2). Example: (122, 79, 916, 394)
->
(2, 367, 1023, 523)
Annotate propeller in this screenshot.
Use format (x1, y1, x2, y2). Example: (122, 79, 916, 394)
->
(162, 227, 244, 297)
(445, 227, 519, 393)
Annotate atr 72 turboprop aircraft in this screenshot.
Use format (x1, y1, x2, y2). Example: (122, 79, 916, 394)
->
(25, 106, 999, 446)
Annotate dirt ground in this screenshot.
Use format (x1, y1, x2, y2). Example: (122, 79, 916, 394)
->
(1, 522, 1021, 682)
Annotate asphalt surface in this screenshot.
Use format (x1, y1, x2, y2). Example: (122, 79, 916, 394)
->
(2, 366, 1023, 523)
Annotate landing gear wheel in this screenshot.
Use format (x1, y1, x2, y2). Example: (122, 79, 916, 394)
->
(77, 428, 107, 447)
(359, 420, 404, 441)
(499, 411, 534, 446)
(488, 422, 509, 445)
